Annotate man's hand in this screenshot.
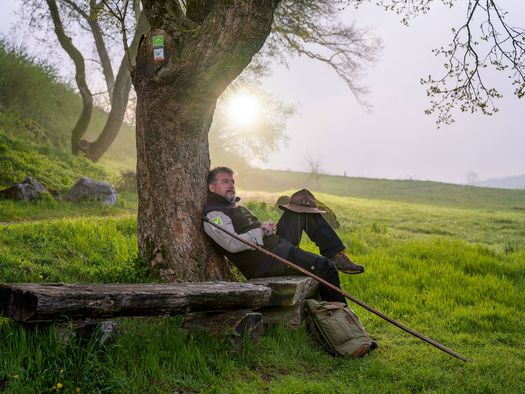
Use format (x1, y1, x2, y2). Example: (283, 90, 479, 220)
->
(260, 221, 277, 237)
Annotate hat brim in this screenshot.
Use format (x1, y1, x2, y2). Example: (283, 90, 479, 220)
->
(278, 203, 326, 214)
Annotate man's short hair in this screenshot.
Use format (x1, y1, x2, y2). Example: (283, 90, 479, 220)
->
(207, 166, 235, 185)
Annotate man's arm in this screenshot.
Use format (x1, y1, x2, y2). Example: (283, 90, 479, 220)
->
(203, 211, 264, 253)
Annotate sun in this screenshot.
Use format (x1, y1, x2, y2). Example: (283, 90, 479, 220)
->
(227, 93, 259, 126)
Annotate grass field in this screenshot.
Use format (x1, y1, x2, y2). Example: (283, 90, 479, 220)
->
(1, 38, 523, 393)
(1, 180, 524, 393)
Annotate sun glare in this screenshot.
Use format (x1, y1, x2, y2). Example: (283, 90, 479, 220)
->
(228, 93, 259, 126)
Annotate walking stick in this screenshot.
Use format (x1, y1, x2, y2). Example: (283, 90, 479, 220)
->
(203, 217, 468, 362)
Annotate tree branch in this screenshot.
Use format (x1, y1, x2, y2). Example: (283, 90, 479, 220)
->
(419, 0, 524, 126)
(141, 0, 281, 94)
(80, 5, 148, 161)
(141, 0, 196, 31)
(344, 0, 524, 125)
(45, 0, 93, 154)
(258, 0, 381, 108)
(60, 0, 116, 102)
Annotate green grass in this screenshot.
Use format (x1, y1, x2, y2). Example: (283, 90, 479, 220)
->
(0, 215, 145, 284)
(0, 127, 110, 192)
(1, 41, 524, 391)
(0, 192, 137, 223)
(1, 189, 524, 392)
(0, 41, 137, 190)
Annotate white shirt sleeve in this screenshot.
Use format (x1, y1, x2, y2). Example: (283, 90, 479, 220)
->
(204, 210, 264, 253)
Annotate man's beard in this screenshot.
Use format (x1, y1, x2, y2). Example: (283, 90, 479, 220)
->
(225, 191, 236, 204)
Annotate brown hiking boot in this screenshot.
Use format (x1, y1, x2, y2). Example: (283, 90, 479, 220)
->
(330, 251, 364, 274)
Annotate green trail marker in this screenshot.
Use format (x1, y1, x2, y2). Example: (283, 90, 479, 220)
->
(152, 35, 164, 48)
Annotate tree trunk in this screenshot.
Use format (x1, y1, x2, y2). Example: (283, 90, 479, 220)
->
(83, 63, 133, 162)
(45, 0, 93, 155)
(134, 86, 230, 281)
(82, 11, 149, 162)
(132, 1, 280, 281)
(88, 19, 115, 102)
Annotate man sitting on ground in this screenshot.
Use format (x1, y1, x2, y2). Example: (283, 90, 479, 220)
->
(202, 166, 364, 304)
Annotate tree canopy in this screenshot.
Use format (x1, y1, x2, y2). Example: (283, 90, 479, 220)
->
(20, 0, 381, 162)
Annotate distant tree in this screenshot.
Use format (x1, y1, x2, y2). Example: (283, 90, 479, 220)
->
(28, 0, 147, 160)
(304, 153, 323, 189)
(466, 171, 480, 185)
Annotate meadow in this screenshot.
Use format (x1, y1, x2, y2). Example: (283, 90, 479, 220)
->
(1, 40, 524, 393)
(1, 183, 524, 393)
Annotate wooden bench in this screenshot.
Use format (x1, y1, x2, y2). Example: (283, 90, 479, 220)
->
(249, 276, 319, 327)
(0, 277, 319, 345)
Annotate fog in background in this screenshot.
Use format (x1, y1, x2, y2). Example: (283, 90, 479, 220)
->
(1, 0, 523, 185)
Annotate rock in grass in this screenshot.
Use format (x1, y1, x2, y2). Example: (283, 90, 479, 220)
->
(65, 176, 117, 205)
(0, 176, 49, 201)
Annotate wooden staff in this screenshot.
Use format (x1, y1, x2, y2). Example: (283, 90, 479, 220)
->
(203, 217, 468, 362)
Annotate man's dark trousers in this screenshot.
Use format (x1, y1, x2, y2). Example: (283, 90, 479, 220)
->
(255, 209, 347, 304)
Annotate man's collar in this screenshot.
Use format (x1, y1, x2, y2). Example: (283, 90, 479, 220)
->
(207, 192, 240, 206)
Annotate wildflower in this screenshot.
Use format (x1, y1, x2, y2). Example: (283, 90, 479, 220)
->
(56, 382, 63, 390)
(75, 387, 81, 393)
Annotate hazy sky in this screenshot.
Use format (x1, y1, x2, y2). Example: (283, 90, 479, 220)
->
(261, 2, 524, 184)
(1, 1, 523, 185)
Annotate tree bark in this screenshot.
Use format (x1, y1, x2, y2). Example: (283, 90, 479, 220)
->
(132, 1, 280, 282)
(134, 84, 228, 281)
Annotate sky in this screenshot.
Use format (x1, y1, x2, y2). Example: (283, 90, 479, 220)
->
(261, 2, 524, 184)
(1, 1, 523, 185)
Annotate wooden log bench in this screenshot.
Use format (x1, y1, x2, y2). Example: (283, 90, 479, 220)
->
(250, 276, 319, 327)
(181, 276, 319, 341)
(0, 277, 319, 345)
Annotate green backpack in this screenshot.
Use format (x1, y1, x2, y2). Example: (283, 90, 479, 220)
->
(305, 299, 372, 357)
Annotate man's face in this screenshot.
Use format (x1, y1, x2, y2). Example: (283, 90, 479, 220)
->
(209, 172, 236, 203)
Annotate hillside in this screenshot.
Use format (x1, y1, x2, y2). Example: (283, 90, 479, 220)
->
(476, 174, 525, 190)
(239, 168, 525, 211)
(0, 41, 136, 190)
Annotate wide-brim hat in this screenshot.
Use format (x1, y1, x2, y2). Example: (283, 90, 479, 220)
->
(278, 189, 326, 214)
